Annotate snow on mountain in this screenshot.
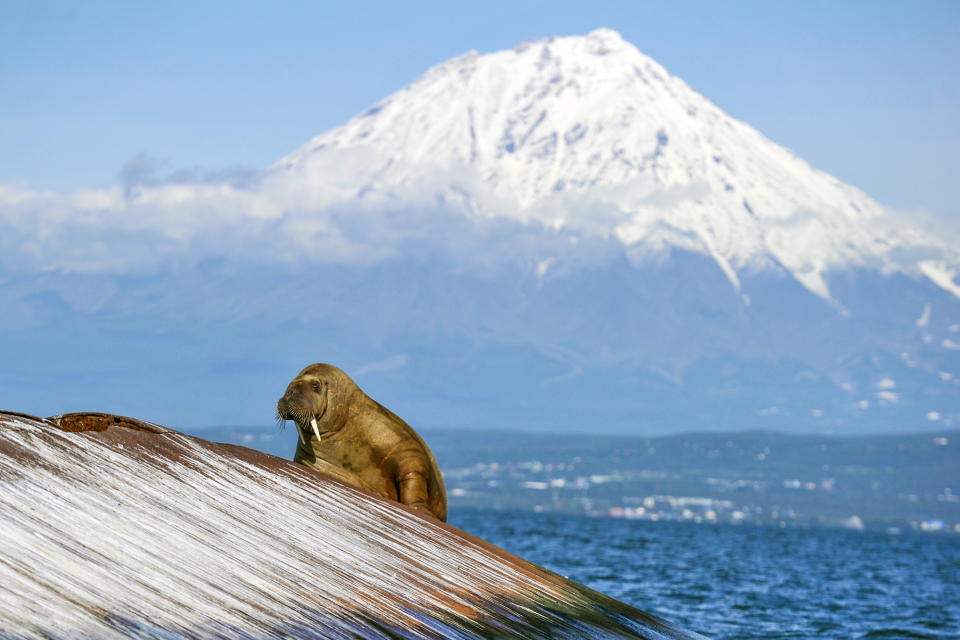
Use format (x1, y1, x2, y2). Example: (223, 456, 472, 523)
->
(274, 28, 955, 302)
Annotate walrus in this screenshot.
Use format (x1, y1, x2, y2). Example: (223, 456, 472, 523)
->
(276, 363, 447, 521)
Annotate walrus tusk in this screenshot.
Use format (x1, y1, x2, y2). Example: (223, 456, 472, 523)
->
(310, 418, 321, 441)
(296, 424, 305, 447)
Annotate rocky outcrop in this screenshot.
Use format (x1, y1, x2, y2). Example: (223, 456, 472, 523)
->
(0, 410, 706, 639)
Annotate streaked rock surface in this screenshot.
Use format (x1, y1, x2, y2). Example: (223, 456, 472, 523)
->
(0, 410, 708, 639)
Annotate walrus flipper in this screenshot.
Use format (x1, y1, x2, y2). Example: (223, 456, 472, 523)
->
(397, 464, 432, 514)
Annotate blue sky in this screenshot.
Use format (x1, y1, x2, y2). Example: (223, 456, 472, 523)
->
(1, 1, 958, 434)
(2, 0, 958, 220)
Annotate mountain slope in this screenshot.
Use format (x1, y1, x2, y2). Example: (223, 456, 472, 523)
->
(274, 28, 954, 303)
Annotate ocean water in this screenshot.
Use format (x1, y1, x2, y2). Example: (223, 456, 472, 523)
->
(450, 509, 960, 640)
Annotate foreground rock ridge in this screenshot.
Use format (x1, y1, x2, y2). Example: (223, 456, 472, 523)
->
(0, 410, 707, 639)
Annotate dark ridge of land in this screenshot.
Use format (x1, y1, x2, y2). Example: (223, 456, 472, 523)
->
(193, 424, 960, 533)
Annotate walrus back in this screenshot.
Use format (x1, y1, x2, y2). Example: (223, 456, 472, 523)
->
(369, 400, 448, 522)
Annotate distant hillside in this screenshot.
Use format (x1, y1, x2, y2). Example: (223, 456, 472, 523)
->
(194, 424, 960, 533)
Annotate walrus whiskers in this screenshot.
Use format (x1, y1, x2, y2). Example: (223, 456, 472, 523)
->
(276, 408, 309, 446)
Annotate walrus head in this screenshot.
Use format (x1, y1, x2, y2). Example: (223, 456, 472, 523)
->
(276, 363, 357, 447)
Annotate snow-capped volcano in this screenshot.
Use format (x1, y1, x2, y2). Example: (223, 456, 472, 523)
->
(2, 29, 956, 434)
(275, 28, 953, 301)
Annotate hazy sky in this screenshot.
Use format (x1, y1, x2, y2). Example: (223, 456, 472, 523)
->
(2, 0, 958, 220)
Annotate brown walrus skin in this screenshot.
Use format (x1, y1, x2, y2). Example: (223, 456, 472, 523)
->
(276, 363, 447, 521)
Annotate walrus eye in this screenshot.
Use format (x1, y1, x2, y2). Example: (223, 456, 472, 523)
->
(311, 381, 321, 392)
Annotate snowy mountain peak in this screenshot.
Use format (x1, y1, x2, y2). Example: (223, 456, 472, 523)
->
(275, 30, 956, 301)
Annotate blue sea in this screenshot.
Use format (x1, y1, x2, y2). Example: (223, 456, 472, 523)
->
(450, 509, 960, 640)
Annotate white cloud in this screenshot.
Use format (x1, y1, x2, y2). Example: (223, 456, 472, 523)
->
(919, 261, 960, 299)
(875, 378, 896, 390)
(875, 390, 899, 404)
(0, 181, 292, 274)
(916, 303, 931, 328)
(352, 355, 409, 377)
(1, 157, 629, 278)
